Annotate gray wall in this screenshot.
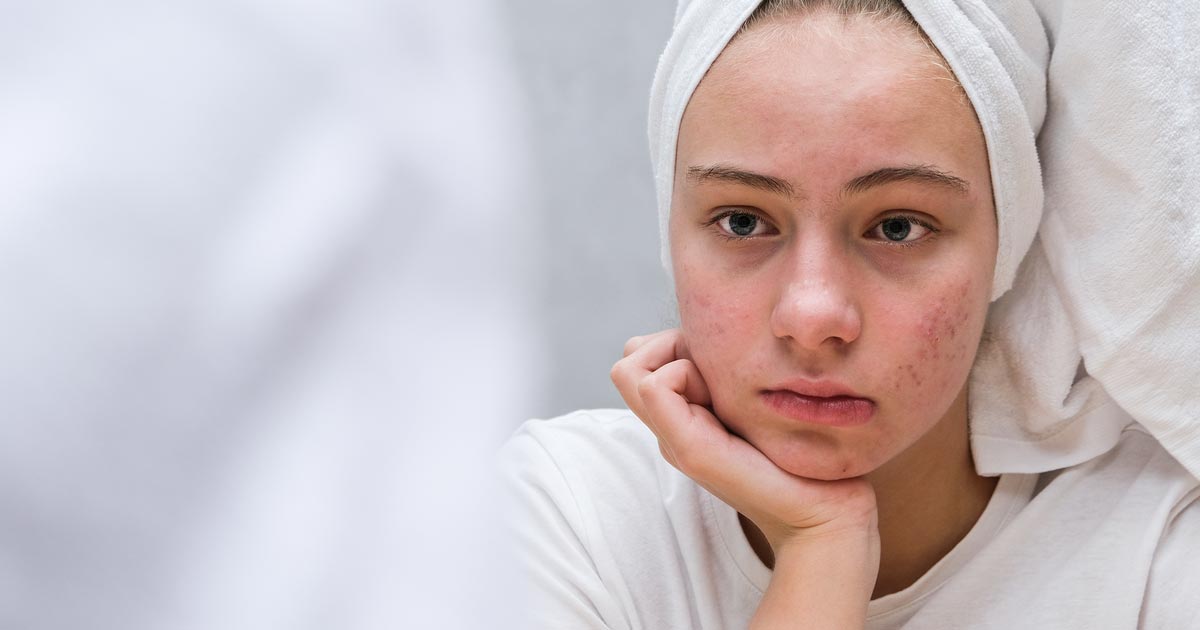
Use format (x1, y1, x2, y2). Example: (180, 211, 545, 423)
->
(505, 1, 679, 418)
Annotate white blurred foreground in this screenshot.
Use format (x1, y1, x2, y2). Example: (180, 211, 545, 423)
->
(0, 1, 538, 628)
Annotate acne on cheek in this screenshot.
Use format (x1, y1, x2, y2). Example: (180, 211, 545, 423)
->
(890, 282, 977, 394)
(919, 282, 972, 358)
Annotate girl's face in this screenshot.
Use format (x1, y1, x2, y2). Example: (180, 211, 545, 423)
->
(671, 13, 997, 481)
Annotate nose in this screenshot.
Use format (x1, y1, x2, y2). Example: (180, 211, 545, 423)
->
(769, 242, 862, 351)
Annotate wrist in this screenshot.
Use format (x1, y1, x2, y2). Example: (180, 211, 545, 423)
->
(750, 529, 880, 630)
(772, 525, 881, 597)
(774, 518, 879, 554)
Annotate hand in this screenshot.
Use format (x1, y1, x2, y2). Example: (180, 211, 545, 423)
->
(610, 329, 879, 555)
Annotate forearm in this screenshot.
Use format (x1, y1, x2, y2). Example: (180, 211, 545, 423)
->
(749, 528, 880, 630)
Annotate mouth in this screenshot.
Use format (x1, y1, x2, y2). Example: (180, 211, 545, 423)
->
(760, 381, 876, 427)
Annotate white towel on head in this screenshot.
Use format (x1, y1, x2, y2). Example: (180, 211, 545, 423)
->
(649, 0, 1200, 478)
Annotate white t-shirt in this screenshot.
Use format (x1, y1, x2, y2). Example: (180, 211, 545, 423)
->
(502, 409, 1200, 629)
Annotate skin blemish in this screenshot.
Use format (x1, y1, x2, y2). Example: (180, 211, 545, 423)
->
(889, 362, 923, 394)
(905, 363, 922, 387)
(918, 282, 974, 359)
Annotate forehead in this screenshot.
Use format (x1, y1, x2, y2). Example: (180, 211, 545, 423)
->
(678, 13, 984, 185)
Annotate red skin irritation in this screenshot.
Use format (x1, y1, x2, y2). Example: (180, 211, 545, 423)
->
(900, 281, 976, 395)
(686, 281, 983, 413)
(676, 273, 991, 481)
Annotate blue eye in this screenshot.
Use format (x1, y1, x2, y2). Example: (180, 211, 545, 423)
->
(716, 211, 770, 238)
(880, 218, 910, 240)
(869, 215, 933, 243)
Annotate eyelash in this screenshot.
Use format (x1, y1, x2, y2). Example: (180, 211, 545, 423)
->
(702, 209, 771, 242)
(703, 210, 941, 246)
(868, 213, 941, 248)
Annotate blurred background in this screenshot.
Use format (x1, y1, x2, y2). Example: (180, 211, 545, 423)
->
(0, 0, 674, 628)
(504, 0, 676, 416)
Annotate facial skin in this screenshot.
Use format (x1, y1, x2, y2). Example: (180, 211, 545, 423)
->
(671, 12, 998, 482)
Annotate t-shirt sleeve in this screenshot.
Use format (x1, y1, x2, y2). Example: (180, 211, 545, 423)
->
(500, 427, 627, 630)
(1139, 487, 1200, 629)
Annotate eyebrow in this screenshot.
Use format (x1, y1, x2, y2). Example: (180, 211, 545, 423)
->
(685, 163, 970, 198)
(686, 164, 797, 198)
(843, 165, 970, 196)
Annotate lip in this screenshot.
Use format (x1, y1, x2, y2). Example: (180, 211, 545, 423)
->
(761, 380, 875, 427)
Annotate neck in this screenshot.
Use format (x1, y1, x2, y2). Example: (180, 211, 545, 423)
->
(740, 386, 997, 600)
(864, 387, 996, 598)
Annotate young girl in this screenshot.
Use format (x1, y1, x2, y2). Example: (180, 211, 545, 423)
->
(504, 1, 1200, 627)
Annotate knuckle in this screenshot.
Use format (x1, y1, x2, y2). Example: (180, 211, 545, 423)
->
(609, 359, 625, 385)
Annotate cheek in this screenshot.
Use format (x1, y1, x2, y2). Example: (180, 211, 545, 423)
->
(676, 281, 765, 392)
(678, 288, 739, 371)
(679, 290, 728, 337)
(887, 281, 981, 397)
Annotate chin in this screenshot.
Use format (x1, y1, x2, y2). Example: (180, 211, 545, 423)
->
(714, 400, 890, 481)
(756, 434, 883, 481)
